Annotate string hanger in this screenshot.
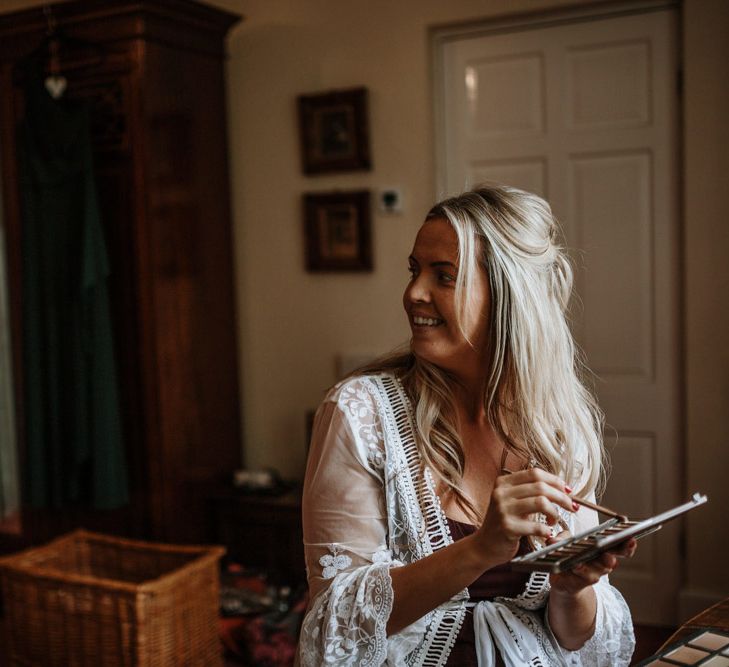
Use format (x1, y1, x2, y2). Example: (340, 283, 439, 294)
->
(43, 4, 57, 37)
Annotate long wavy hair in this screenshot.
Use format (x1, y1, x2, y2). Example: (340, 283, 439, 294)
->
(354, 184, 605, 523)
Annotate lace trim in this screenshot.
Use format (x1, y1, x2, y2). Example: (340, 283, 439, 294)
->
(364, 566, 393, 667)
(299, 563, 394, 667)
(407, 605, 467, 667)
(371, 376, 429, 556)
(508, 604, 564, 665)
(508, 571, 550, 610)
(375, 375, 458, 557)
(373, 375, 468, 666)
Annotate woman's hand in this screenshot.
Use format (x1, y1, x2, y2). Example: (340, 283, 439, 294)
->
(549, 532, 638, 597)
(547, 532, 637, 649)
(473, 468, 577, 564)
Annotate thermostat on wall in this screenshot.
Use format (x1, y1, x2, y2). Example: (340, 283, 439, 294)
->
(378, 187, 403, 214)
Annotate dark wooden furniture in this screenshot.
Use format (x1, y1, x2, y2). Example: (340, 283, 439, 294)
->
(659, 597, 729, 650)
(208, 487, 305, 585)
(0, 0, 242, 547)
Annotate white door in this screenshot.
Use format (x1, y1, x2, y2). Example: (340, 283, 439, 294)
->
(435, 4, 680, 624)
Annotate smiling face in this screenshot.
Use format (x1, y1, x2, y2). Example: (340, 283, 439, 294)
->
(403, 217, 491, 379)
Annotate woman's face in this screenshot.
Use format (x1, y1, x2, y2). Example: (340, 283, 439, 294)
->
(403, 217, 491, 378)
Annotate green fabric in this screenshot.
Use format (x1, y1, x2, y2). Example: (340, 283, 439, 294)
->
(19, 74, 128, 509)
(0, 225, 20, 519)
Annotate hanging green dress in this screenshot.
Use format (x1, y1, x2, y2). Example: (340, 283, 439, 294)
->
(18, 73, 128, 509)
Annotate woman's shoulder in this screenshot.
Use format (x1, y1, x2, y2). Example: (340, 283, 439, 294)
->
(314, 373, 394, 470)
(323, 371, 398, 407)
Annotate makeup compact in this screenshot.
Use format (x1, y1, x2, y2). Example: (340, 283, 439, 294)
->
(509, 492, 708, 574)
(635, 629, 729, 666)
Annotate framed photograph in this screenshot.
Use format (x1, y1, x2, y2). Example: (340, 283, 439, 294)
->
(297, 87, 371, 175)
(303, 190, 372, 272)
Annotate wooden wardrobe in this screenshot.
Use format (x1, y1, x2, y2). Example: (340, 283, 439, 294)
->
(0, 0, 243, 547)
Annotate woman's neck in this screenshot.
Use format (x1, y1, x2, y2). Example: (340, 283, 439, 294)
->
(452, 374, 489, 425)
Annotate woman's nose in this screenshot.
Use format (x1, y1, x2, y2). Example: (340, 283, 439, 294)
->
(405, 274, 431, 304)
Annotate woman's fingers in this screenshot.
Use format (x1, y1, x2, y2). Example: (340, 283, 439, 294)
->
(551, 554, 613, 593)
(495, 469, 576, 519)
(574, 553, 617, 578)
(499, 467, 567, 492)
(496, 517, 553, 541)
(609, 537, 637, 559)
(486, 469, 592, 551)
(508, 497, 563, 524)
(547, 530, 571, 545)
(497, 468, 575, 514)
(550, 533, 638, 594)
(506, 481, 576, 514)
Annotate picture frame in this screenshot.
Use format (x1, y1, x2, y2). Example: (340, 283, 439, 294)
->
(303, 190, 372, 272)
(297, 87, 371, 175)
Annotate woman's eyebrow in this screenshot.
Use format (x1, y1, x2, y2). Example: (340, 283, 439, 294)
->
(408, 255, 457, 269)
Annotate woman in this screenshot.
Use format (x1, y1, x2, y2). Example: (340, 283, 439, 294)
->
(298, 185, 636, 666)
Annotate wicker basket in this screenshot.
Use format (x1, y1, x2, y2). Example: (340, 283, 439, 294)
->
(0, 529, 225, 666)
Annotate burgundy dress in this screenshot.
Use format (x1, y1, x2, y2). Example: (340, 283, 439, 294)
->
(444, 517, 532, 666)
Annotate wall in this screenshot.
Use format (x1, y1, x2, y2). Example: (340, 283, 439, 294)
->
(681, 0, 729, 616)
(219, 0, 605, 477)
(2, 0, 727, 619)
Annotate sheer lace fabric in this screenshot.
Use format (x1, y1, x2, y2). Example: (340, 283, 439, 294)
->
(298, 374, 634, 666)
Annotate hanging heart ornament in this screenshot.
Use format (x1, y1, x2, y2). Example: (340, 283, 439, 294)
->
(44, 75, 67, 99)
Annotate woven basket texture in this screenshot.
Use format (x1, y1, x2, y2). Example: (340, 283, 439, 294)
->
(0, 529, 225, 666)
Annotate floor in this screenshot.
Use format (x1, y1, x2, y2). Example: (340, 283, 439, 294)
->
(221, 624, 677, 665)
(0, 618, 677, 665)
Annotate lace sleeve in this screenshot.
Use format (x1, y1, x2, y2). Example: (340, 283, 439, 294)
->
(546, 495, 636, 666)
(298, 378, 401, 667)
(570, 576, 635, 666)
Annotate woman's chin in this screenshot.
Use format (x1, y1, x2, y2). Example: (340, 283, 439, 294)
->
(411, 342, 448, 369)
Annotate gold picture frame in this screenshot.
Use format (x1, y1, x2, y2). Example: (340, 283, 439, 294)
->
(297, 87, 371, 175)
(303, 190, 372, 272)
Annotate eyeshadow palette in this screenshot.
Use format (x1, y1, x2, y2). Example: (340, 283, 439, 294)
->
(635, 629, 729, 666)
(510, 492, 708, 574)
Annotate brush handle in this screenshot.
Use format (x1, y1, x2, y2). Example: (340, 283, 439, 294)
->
(570, 496, 627, 522)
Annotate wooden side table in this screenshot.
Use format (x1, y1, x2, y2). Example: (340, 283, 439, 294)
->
(207, 486, 305, 585)
(659, 597, 729, 650)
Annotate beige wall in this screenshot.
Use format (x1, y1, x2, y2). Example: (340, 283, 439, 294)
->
(3, 0, 727, 618)
(219, 0, 603, 478)
(681, 0, 729, 614)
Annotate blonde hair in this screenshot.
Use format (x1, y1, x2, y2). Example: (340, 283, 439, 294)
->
(355, 184, 605, 522)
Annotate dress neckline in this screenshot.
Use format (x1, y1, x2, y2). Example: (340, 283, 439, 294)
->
(445, 515, 476, 528)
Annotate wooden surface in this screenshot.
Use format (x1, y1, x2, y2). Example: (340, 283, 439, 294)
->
(660, 597, 729, 650)
(208, 486, 305, 585)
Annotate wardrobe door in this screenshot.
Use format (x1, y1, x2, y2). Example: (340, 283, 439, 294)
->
(139, 36, 242, 542)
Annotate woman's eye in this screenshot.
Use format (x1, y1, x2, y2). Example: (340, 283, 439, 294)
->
(407, 266, 417, 277)
(439, 272, 455, 284)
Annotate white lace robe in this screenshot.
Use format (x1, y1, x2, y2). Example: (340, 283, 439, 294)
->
(298, 374, 635, 666)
